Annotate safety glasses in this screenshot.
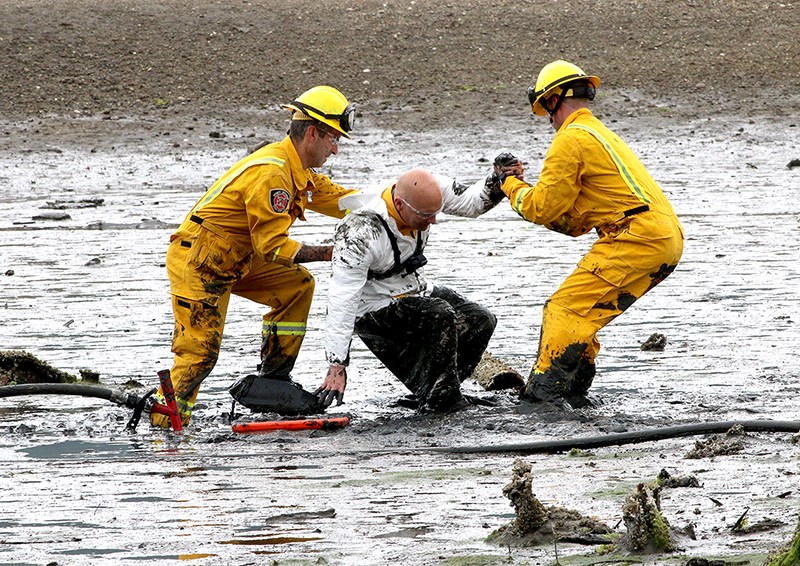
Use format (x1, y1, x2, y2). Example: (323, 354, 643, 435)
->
(316, 127, 341, 147)
(397, 196, 442, 220)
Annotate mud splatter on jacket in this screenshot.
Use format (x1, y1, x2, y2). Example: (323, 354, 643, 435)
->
(324, 174, 501, 366)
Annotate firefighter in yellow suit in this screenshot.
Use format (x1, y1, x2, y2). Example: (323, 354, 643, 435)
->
(151, 86, 358, 427)
(496, 61, 684, 408)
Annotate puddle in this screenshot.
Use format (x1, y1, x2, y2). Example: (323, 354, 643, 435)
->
(18, 439, 134, 460)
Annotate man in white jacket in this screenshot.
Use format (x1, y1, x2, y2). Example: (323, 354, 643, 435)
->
(315, 165, 517, 412)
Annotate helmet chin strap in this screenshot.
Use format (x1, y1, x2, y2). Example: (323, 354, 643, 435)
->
(545, 88, 569, 120)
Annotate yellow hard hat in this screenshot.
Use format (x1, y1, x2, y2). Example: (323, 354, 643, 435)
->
(527, 60, 601, 116)
(282, 85, 355, 138)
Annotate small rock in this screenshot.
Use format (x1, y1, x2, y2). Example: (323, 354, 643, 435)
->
(621, 482, 677, 551)
(787, 158, 800, 169)
(79, 369, 100, 383)
(657, 468, 701, 488)
(640, 333, 667, 351)
(470, 351, 525, 390)
(685, 436, 745, 459)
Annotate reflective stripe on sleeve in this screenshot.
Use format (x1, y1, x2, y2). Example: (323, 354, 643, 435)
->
(511, 186, 535, 218)
(566, 124, 650, 204)
(193, 156, 286, 212)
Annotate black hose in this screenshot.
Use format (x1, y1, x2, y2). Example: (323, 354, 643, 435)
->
(431, 420, 800, 455)
(0, 383, 135, 407)
(2, 384, 798, 455)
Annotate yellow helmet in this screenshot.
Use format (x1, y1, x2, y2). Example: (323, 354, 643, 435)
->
(527, 60, 601, 116)
(282, 85, 355, 138)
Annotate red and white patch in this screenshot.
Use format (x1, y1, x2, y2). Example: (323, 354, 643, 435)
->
(270, 189, 291, 213)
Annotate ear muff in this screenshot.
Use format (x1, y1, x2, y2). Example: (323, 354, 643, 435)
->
(567, 84, 596, 101)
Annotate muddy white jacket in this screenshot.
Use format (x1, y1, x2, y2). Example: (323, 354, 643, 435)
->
(325, 174, 502, 366)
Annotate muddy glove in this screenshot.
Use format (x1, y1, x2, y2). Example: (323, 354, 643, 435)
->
(485, 152, 524, 201)
(314, 364, 347, 408)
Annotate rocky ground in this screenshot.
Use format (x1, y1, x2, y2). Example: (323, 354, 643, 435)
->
(1, 0, 798, 136)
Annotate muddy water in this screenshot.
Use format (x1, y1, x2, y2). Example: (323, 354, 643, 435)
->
(1, 113, 799, 565)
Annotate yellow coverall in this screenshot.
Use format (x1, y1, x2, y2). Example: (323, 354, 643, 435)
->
(152, 136, 355, 426)
(501, 108, 684, 403)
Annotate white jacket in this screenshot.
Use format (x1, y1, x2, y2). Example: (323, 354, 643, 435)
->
(325, 174, 501, 365)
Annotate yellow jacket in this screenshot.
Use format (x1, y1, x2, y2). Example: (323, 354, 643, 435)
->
(501, 108, 679, 237)
(185, 136, 355, 266)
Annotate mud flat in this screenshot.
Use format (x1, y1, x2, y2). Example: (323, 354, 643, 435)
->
(1, 107, 798, 564)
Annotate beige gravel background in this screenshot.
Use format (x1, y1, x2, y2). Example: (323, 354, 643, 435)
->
(1, 0, 798, 133)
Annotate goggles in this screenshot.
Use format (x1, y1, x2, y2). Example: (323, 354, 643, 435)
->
(290, 100, 355, 133)
(528, 82, 596, 105)
(527, 85, 539, 106)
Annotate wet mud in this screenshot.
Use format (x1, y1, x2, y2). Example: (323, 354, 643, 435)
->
(1, 112, 799, 565)
(0, 350, 78, 386)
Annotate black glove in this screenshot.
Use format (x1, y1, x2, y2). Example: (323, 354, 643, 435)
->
(485, 152, 524, 201)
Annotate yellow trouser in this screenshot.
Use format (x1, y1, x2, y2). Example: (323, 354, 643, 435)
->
(531, 212, 683, 395)
(151, 222, 314, 427)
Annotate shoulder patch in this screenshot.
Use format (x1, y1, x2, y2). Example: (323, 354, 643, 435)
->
(270, 189, 291, 213)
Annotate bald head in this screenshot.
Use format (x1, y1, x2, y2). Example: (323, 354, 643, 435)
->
(395, 169, 442, 212)
(392, 168, 443, 230)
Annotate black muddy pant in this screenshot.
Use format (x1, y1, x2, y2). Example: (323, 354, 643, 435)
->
(354, 286, 496, 411)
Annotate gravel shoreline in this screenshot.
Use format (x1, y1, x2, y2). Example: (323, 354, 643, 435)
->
(1, 0, 798, 133)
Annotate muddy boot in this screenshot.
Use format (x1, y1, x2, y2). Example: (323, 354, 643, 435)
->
(420, 393, 471, 414)
(421, 375, 468, 413)
(563, 392, 602, 409)
(562, 360, 600, 409)
(519, 369, 574, 411)
(257, 330, 298, 381)
(392, 394, 420, 410)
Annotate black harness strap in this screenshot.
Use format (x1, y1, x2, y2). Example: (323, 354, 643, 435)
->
(367, 213, 426, 280)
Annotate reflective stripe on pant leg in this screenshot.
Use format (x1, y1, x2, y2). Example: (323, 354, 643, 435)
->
(232, 263, 315, 379)
(258, 319, 307, 378)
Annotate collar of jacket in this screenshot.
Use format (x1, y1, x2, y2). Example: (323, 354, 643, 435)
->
(557, 107, 594, 133)
(381, 185, 416, 237)
(281, 136, 316, 219)
(281, 136, 315, 188)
